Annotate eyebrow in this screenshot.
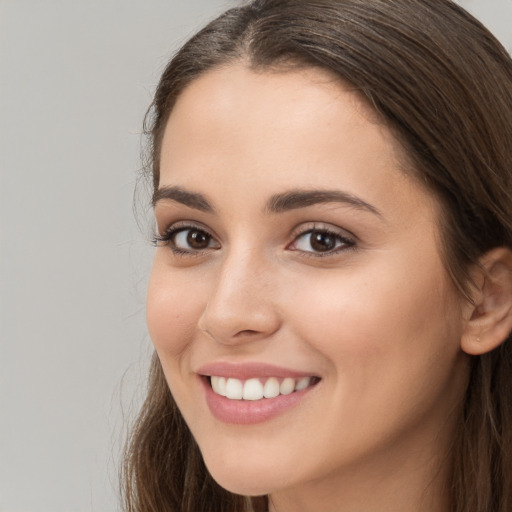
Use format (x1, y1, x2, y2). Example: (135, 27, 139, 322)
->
(266, 189, 382, 217)
(152, 186, 214, 212)
(153, 186, 381, 217)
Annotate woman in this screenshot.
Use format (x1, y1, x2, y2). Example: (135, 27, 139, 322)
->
(122, 1, 512, 511)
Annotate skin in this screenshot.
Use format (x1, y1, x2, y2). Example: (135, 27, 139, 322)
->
(147, 64, 473, 512)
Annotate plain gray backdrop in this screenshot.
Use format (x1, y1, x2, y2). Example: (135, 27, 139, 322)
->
(0, 1, 510, 511)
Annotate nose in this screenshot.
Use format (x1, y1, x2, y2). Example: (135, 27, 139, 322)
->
(197, 250, 282, 345)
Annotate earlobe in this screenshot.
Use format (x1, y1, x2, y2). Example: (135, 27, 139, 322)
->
(461, 247, 512, 356)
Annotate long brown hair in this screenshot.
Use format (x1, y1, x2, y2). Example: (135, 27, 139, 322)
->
(122, 1, 512, 510)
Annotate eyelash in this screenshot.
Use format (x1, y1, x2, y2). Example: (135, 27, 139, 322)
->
(153, 223, 356, 258)
(152, 223, 218, 257)
(287, 225, 356, 257)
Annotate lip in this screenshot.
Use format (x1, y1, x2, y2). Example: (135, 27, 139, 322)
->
(197, 361, 315, 380)
(197, 362, 320, 425)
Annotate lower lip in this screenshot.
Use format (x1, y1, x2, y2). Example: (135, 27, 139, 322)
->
(201, 377, 317, 425)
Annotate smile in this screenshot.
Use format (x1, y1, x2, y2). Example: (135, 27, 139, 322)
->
(209, 376, 318, 400)
(198, 363, 321, 424)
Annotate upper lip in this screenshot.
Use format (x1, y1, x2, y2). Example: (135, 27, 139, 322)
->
(197, 361, 318, 380)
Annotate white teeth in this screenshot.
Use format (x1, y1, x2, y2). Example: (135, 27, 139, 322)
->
(295, 377, 310, 391)
(242, 378, 264, 400)
(210, 376, 227, 396)
(280, 377, 295, 395)
(211, 375, 315, 400)
(225, 378, 243, 399)
(263, 377, 280, 398)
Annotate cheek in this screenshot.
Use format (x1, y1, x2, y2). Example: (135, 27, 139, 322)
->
(279, 256, 468, 464)
(146, 263, 205, 359)
(286, 252, 463, 393)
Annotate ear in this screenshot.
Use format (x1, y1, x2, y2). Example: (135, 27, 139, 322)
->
(461, 247, 512, 356)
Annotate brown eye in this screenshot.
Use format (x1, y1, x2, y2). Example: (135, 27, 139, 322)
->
(185, 229, 211, 249)
(290, 228, 354, 255)
(171, 227, 218, 252)
(309, 231, 337, 252)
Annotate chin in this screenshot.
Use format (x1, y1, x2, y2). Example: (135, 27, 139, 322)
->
(212, 476, 271, 497)
(201, 450, 289, 496)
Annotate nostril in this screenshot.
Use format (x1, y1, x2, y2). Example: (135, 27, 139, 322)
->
(234, 329, 260, 337)
(198, 299, 282, 344)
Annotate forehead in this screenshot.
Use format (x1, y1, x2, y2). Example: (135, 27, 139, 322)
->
(159, 63, 435, 219)
(164, 64, 381, 149)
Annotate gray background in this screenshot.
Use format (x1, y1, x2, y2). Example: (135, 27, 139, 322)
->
(0, 1, 510, 511)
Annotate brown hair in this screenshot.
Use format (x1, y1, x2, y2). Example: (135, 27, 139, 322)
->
(122, 1, 512, 511)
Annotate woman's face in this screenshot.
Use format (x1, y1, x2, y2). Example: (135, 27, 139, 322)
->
(147, 64, 470, 498)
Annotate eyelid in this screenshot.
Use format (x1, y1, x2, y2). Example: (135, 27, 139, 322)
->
(289, 222, 356, 242)
(287, 222, 357, 256)
(153, 220, 220, 253)
(155, 219, 208, 238)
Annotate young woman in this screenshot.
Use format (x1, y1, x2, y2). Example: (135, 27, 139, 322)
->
(122, 1, 512, 511)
